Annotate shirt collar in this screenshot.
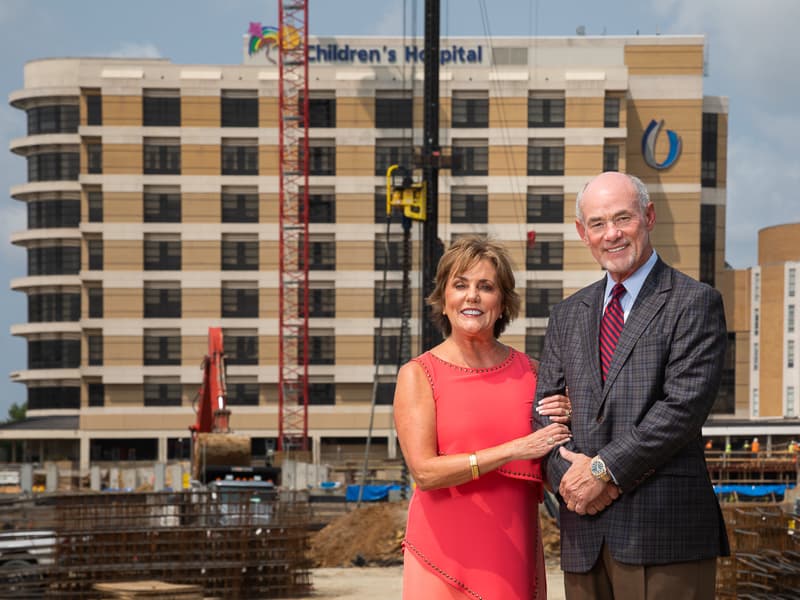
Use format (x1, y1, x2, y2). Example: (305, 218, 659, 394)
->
(604, 250, 658, 306)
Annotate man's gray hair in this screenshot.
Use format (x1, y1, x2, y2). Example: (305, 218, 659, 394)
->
(575, 173, 650, 223)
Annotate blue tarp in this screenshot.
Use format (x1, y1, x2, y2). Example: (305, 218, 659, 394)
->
(714, 483, 795, 497)
(345, 484, 402, 502)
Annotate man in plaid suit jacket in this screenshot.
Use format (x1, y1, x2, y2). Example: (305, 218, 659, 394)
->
(534, 172, 729, 599)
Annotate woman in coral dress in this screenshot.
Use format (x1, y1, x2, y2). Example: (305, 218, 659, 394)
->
(394, 236, 572, 599)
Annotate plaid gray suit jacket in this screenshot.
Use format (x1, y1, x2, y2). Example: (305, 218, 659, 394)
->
(534, 258, 730, 572)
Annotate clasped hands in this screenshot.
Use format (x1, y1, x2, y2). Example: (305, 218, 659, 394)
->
(558, 447, 620, 516)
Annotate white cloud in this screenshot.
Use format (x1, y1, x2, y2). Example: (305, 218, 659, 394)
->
(107, 42, 162, 59)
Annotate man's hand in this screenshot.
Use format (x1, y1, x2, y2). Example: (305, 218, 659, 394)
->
(559, 447, 620, 515)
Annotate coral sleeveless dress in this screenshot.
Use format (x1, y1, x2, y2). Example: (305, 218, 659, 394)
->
(402, 349, 546, 599)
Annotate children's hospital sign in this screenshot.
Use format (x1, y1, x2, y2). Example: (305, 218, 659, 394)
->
(244, 23, 485, 66)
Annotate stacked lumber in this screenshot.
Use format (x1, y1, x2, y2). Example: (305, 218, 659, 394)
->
(95, 580, 203, 599)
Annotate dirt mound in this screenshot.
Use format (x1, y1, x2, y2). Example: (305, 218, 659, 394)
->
(309, 501, 561, 568)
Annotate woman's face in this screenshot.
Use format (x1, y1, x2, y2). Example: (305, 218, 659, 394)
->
(443, 258, 503, 339)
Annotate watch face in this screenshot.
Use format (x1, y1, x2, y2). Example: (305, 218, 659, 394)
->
(591, 458, 605, 477)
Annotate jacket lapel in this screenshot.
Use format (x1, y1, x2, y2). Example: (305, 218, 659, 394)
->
(601, 258, 671, 401)
(579, 278, 606, 404)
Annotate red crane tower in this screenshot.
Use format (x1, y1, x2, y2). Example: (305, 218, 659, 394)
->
(277, 1, 310, 452)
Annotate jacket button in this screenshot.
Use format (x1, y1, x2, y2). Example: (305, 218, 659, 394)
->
(596, 416, 604, 424)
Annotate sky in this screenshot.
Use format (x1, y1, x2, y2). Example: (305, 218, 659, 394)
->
(0, 0, 798, 419)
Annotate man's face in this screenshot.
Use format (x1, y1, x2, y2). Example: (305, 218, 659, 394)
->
(575, 172, 655, 282)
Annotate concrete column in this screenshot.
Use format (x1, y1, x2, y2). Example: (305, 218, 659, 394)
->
(154, 463, 166, 491)
(312, 435, 321, 465)
(80, 435, 90, 472)
(158, 437, 168, 463)
(90, 466, 101, 491)
(20, 464, 33, 493)
(387, 429, 397, 459)
(46, 462, 58, 492)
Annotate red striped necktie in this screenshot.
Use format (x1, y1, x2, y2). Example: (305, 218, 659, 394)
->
(600, 283, 626, 383)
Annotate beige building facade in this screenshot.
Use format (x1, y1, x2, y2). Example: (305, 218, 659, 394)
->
(4, 34, 729, 469)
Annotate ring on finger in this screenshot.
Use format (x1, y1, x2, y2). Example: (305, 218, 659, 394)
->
(546, 436, 554, 445)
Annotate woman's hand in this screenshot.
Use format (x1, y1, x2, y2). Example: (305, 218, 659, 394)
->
(537, 391, 572, 424)
(510, 423, 571, 460)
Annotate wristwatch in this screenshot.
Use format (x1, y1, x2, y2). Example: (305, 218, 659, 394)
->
(590, 456, 611, 483)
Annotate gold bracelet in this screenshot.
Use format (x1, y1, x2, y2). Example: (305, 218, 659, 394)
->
(468, 453, 480, 480)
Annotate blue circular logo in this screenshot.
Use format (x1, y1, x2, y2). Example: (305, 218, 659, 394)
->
(641, 119, 682, 170)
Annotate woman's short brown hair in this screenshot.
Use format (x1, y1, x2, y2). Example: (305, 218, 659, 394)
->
(426, 235, 520, 338)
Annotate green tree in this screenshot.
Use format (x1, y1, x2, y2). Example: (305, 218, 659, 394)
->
(6, 402, 26, 423)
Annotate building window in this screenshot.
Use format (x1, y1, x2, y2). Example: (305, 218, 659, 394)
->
(602, 144, 620, 172)
(788, 387, 796, 418)
(700, 204, 717, 287)
(88, 286, 103, 318)
(224, 330, 258, 365)
(526, 234, 563, 270)
(527, 140, 564, 176)
(604, 96, 621, 128)
(144, 284, 181, 318)
(28, 337, 81, 369)
(143, 89, 180, 126)
(28, 199, 80, 229)
(88, 383, 105, 407)
(375, 139, 414, 175)
(28, 292, 81, 323)
(308, 282, 335, 318)
(86, 141, 102, 174)
(27, 152, 80, 182)
(789, 268, 796, 297)
(144, 378, 182, 406)
(87, 238, 103, 270)
(144, 330, 181, 365)
(753, 308, 760, 335)
(701, 112, 718, 188)
(376, 380, 396, 405)
(28, 245, 80, 276)
(144, 187, 181, 223)
(87, 333, 103, 366)
(309, 381, 335, 405)
(752, 388, 759, 417)
(753, 342, 759, 371)
(375, 281, 403, 318)
(527, 188, 563, 223)
(86, 92, 102, 126)
(375, 329, 400, 365)
(221, 90, 258, 127)
(29, 386, 80, 410)
(27, 104, 79, 135)
(526, 281, 562, 318)
(789, 340, 796, 369)
(227, 379, 259, 406)
(143, 138, 180, 175)
(525, 327, 546, 359)
(452, 91, 488, 128)
(144, 234, 181, 270)
(305, 329, 335, 365)
(375, 233, 403, 270)
(305, 93, 336, 127)
(87, 190, 103, 222)
(222, 139, 259, 175)
(788, 305, 795, 333)
(375, 92, 412, 128)
(528, 93, 564, 128)
(221, 284, 258, 318)
(222, 187, 258, 223)
(452, 139, 489, 176)
(713, 332, 736, 415)
(451, 187, 488, 224)
(305, 140, 336, 175)
(302, 234, 336, 271)
(754, 272, 761, 301)
(222, 234, 259, 271)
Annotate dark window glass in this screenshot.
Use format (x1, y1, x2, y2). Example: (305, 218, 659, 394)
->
(222, 288, 258, 318)
(87, 143, 102, 174)
(225, 334, 258, 365)
(527, 191, 563, 223)
(144, 191, 181, 223)
(144, 239, 181, 270)
(451, 142, 488, 176)
(28, 293, 81, 323)
(526, 282, 562, 318)
(144, 382, 182, 406)
(222, 238, 259, 271)
(526, 236, 563, 270)
(228, 382, 259, 406)
(374, 142, 414, 176)
(27, 105, 79, 135)
(28, 246, 80, 276)
(525, 329, 546, 359)
(28, 200, 80, 229)
(144, 287, 181, 318)
(302, 239, 336, 271)
(88, 191, 103, 222)
(527, 143, 564, 176)
(711, 333, 736, 415)
(222, 191, 258, 223)
(88, 287, 103, 318)
(603, 145, 620, 172)
(87, 239, 103, 270)
(374, 190, 404, 223)
(304, 192, 335, 223)
(374, 283, 402, 318)
(143, 95, 181, 126)
(308, 382, 335, 405)
(304, 333, 335, 365)
(604, 97, 621, 128)
(375, 238, 403, 270)
(700, 204, 716, 287)
(528, 97, 565, 127)
(28, 386, 80, 410)
(375, 382, 396, 405)
(88, 334, 103, 366)
(305, 145, 335, 175)
(86, 94, 102, 126)
(221, 96, 258, 127)
(88, 383, 105, 407)
(28, 339, 80, 369)
(701, 112, 718, 188)
(222, 144, 259, 175)
(452, 95, 488, 128)
(374, 333, 400, 365)
(306, 97, 336, 127)
(308, 287, 335, 318)
(450, 190, 488, 223)
(375, 97, 412, 128)
(27, 152, 80, 182)
(143, 333, 181, 365)
(143, 143, 180, 175)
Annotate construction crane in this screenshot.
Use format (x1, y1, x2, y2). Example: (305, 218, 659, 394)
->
(277, 0, 310, 452)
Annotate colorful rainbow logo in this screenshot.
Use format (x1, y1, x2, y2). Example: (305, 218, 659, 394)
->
(247, 22, 300, 63)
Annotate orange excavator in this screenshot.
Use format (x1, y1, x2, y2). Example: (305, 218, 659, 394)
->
(189, 327, 280, 485)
